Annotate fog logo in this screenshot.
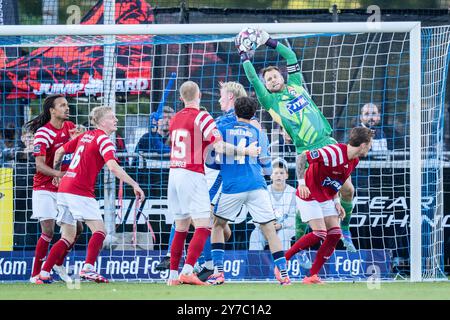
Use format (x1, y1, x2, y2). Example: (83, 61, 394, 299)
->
(366, 265, 381, 290)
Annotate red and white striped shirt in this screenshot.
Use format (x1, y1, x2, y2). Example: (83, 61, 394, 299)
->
(32, 121, 76, 192)
(298, 143, 359, 202)
(58, 129, 117, 198)
(169, 107, 222, 174)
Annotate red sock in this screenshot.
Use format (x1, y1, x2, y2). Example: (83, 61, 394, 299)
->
(85, 231, 106, 266)
(185, 228, 211, 267)
(55, 235, 79, 266)
(285, 230, 326, 261)
(310, 227, 342, 276)
(31, 233, 52, 277)
(41, 238, 71, 273)
(169, 231, 188, 271)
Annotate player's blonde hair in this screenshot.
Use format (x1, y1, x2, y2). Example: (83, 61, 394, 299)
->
(219, 81, 247, 99)
(90, 106, 113, 127)
(179, 81, 200, 103)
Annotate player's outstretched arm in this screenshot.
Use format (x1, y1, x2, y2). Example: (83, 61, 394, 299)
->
(296, 152, 310, 199)
(106, 159, 145, 203)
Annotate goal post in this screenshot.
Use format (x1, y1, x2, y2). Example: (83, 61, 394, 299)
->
(2, 21, 448, 283)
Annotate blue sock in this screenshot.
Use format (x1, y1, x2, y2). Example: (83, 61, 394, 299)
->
(211, 243, 225, 273)
(272, 251, 288, 277)
(202, 236, 212, 261)
(167, 224, 176, 255)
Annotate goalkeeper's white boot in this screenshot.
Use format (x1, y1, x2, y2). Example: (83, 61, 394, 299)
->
(53, 265, 73, 284)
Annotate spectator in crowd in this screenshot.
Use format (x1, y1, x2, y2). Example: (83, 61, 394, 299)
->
(15, 129, 35, 163)
(358, 103, 405, 152)
(268, 126, 296, 163)
(0, 123, 18, 166)
(134, 106, 174, 157)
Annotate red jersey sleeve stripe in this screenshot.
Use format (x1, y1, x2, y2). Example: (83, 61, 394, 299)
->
(329, 144, 345, 165)
(323, 146, 338, 167)
(318, 148, 330, 166)
(203, 121, 217, 140)
(33, 138, 49, 148)
(194, 111, 208, 127)
(96, 134, 108, 145)
(101, 145, 116, 157)
(199, 115, 214, 132)
(37, 127, 57, 137)
(34, 132, 54, 144)
(99, 138, 113, 154)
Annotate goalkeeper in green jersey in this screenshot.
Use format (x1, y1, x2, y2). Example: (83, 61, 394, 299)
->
(236, 28, 356, 252)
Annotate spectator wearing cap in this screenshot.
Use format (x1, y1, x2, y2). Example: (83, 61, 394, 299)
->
(134, 106, 174, 157)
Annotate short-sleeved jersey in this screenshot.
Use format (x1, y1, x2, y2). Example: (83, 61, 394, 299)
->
(243, 42, 333, 153)
(169, 108, 222, 174)
(216, 120, 271, 194)
(58, 129, 117, 198)
(298, 143, 359, 202)
(32, 121, 76, 192)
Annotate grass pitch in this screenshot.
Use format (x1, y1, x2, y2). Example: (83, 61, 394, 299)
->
(1, 281, 449, 300)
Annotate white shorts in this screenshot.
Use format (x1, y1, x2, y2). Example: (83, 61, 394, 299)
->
(205, 166, 222, 206)
(56, 192, 102, 226)
(31, 190, 58, 221)
(168, 168, 211, 221)
(296, 198, 338, 222)
(215, 189, 275, 224)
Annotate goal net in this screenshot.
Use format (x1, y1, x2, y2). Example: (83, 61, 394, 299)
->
(0, 22, 448, 282)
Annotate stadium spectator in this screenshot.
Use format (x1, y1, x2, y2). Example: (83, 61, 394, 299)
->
(15, 129, 35, 163)
(268, 127, 296, 163)
(0, 123, 18, 167)
(355, 103, 406, 152)
(135, 106, 174, 157)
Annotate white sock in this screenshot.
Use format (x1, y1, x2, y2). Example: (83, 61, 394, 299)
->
(181, 264, 194, 275)
(169, 270, 179, 280)
(83, 263, 94, 271)
(204, 260, 214, 270)
(40, 270, 50, 278)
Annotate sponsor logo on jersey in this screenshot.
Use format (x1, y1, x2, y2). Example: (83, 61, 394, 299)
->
(310, 150, 319, 159)
(286, 94, 309, 115)
(33, 145, 41, 153)
(62, 153, 73, 164)
(321, 176, 343, 192)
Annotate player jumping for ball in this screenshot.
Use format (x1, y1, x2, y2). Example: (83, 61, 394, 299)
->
(237, 28, 357, 252)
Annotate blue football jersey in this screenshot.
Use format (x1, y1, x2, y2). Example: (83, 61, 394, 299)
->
(217, 120, 272, 194)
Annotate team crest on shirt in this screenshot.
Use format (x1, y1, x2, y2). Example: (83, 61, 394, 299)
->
(310, 150, 319, 159)
(34, 145, 41, 153)
(287, 86, 297, 96)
